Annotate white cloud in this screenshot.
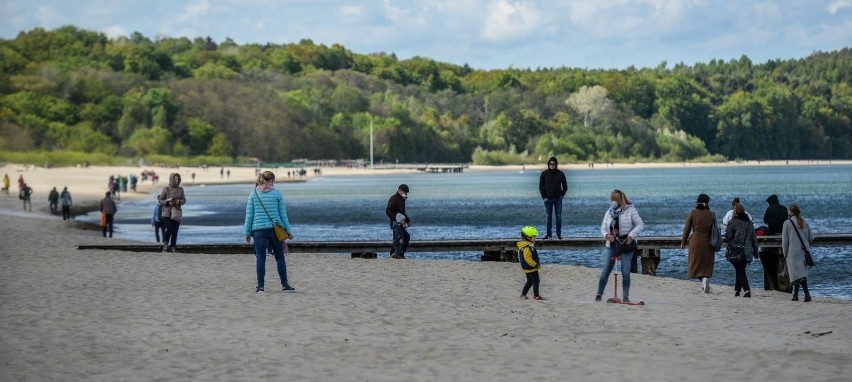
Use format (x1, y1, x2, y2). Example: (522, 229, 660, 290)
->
(481, 0, 544, 42)
(181, 0, 210, 21)
(34, 5, 61, 27)
(103, 25, 127, 39)
(827, 0, 851, 13)
(337, 5, 365, 20)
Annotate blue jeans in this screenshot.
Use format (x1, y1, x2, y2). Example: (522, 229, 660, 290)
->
(596, 246, 633, 299)
(252, 228, 288, 288)
(391, 222, 410, 258)
(543, 198, 563, 237)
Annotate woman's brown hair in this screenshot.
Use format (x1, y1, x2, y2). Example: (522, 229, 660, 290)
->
(789, 204, 804, 229)
(732, 203, 745, 219)
(256, 171, 275, 186)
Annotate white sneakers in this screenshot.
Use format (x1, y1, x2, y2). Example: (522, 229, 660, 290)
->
(700, 277, 712, 293)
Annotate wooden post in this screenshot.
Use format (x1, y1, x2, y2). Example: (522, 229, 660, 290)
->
(640, 248, 661, 276)
(481, 250, 517, 262)
(351, 252, 377, 259)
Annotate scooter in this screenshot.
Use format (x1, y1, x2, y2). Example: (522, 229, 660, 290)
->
(606, 256, 645, 305)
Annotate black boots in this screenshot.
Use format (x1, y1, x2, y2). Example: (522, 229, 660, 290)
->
(792, 279, 812, 302)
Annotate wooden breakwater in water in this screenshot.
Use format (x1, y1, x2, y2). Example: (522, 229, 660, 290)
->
(78, 233, 852, 258)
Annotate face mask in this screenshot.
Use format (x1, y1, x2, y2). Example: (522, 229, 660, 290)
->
(610, 201, 619, 209)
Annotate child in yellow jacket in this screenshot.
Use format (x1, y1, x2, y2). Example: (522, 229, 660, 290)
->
(518, 226, 545, 300)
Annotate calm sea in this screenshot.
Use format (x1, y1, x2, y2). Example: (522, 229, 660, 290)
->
(81, 165, 852, 299)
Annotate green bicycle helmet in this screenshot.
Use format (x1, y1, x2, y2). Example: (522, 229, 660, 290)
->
(521, 226, 538, 239)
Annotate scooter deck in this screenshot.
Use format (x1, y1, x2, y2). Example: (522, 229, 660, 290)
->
(606, 298, 645, 305)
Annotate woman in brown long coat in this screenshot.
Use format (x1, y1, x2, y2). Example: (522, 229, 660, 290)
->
(681, 193, 718, 293)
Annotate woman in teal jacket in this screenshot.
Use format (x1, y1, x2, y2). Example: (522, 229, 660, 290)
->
(244, 171, 294, 293)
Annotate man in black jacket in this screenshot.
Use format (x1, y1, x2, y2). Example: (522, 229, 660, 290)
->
(385, 184, 411, 259)
(538, 157, 568, 239)
(760, 194, 790, 291)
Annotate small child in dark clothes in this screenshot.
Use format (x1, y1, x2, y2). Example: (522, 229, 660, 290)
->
(518, 225, 545, 300)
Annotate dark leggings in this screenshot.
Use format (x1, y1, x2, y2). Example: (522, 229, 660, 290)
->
(732, 260, 750, 292)
(522, 271, 540, 297)
(793, 278, 811, 297)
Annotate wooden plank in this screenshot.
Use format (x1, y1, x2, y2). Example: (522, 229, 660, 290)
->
(76, 234, 852, 254)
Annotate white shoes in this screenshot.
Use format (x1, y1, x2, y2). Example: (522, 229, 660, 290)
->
(701, 277, 711, 293)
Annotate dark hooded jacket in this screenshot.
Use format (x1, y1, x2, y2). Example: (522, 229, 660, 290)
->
(763, 194, 788, 235)
(539, 156, 568, 199)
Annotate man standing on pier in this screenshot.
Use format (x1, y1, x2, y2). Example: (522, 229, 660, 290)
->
(539, 156, 568, 239)
(386, 184, 411, 259)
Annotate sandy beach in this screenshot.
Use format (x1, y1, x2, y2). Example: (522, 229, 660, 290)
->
(1, 162, 851, 381)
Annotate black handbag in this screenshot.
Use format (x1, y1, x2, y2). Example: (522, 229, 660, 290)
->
(614, 234, 638, 254)
(726, 246, 745, 264)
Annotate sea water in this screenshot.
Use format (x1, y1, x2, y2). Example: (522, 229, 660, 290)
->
(81, 165, 852, 299)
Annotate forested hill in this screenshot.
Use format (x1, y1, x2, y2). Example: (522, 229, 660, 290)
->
(0, 26, 849, 165)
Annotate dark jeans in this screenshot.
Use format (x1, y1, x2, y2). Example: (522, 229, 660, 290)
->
(102, 213, 114, 237)
(731, 260, 751, 292)
(391, 222, 410, 258)
(163, 218, 181, 248)
(543, 198, 563, 237)
(252, 228, 288, 288)
(49, 202, 58, 214)
(522, 271, 541, 297)
(61, 205, 71, 220)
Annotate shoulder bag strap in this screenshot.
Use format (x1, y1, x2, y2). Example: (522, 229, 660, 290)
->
(789, 218, 808, 251)
(254, 189, 277, 224)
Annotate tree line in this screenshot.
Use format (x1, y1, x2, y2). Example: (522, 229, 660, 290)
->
(0, 26, 849, 165)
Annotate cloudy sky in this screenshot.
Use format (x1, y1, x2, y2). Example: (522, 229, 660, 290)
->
(1, 0, 850, 70)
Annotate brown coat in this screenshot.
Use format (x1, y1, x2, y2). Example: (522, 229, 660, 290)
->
(682, 208, 717, 279)
(158, 173, 186, 222)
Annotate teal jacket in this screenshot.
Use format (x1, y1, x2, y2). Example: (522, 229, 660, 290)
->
(244, 188, 292, 236)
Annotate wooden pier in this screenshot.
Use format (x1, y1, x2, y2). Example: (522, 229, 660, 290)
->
(371, 163, 468, 173)
(78, 234, 852, 261)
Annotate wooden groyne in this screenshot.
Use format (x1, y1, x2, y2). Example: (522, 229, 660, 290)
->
(78, 233, 852, 259)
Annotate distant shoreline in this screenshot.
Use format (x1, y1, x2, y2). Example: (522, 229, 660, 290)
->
(2, 160, 850, 221)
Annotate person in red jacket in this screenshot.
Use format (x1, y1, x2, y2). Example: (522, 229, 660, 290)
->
(385, 184, 411, 259)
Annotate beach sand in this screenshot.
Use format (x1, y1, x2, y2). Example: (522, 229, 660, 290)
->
(1, 162, 851, 381)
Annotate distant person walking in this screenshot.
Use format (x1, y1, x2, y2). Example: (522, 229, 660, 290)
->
(385, 184, 411, 259)
(17, 175, 25, 192)
(158, 173, 186, 253)
(20, 183, 33, 211)
(518, 226, 545, 300)
(782, 204, 814, 302)
(2, 174, 9, 195)
(539, 156, 567, 239)
(761, 194, 790, 292)
(100, 192, 117, 238)
(48, 186, 59, 215)
(681, 193, 717, 294)
(244, 171, 295, 293)
(724, 203, 758, 298)
(59, 187, 72, 221)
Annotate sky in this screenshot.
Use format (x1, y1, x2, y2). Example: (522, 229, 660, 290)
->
(1, 0, 850, 70)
